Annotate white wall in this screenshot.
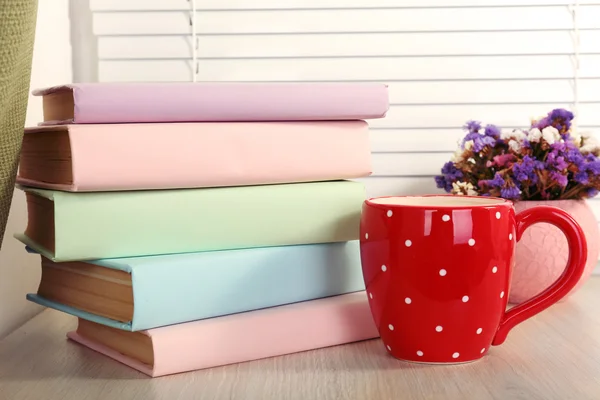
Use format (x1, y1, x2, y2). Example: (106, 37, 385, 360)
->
(0, 0, 72, 338)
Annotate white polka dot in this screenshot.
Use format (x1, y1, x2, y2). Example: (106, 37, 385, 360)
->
(500, 291, 505, 298)
(387, 345, 392, 351)
(405, 297, 412, 304)
(468, 238, 476, 246)
(509, 233, 513, 240)
(492, 266, 498, 273)
(496, 211, 501, 219)
(442, 214, 450, 222)
(481, 348, 486, 354)
(462, 295, 469, 302)
(405, 240, 412, 247)
(369, 292, 373, 299)
(417, 350, 424, 356)
(387, 210, 393, 217)
(439, 269, 447, 276)
(365, 232, 369, 240)
(476, 328, 483, 334)
(381, 265, 387, 272)
(388, 324, 394, 331)
(435, 325, 443, 332)
(452, 352, 460, 359)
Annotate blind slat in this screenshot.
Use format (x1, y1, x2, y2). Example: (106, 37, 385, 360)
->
(372, 153, 452, 176)
(97, 31, 600, 59)
(371, 130, 467, 153)
(90, 0, 600, 11)
(370, 104, 600, 129)
(384, 80, 600, 104)
(92, 7, 600, 35)
(98, 55, 600, 82)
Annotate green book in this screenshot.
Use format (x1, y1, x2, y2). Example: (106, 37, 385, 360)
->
(15, 181, 365, 262)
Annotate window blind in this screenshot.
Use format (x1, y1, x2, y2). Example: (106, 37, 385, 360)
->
(77, 0, 600, 264)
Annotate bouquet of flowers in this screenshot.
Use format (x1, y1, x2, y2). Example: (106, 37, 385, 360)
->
(434, 108, 600, 200)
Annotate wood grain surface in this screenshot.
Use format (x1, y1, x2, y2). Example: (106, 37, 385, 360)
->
(2, 278, 600, 400)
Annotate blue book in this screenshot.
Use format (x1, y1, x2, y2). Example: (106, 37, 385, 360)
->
(26, 241, 365, 331)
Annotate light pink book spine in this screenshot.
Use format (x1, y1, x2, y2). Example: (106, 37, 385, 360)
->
(33, 82, 389, 124)
(17, 120, 372, 192)
(67, 291, 379, 377)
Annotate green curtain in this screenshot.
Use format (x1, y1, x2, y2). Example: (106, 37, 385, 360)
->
(0, 0, 38, 247)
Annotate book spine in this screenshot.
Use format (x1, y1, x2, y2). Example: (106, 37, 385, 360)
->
(65, 121, 371, 191)
(131, 241, 365, 330)
(70, 83, 389, 123)
(51, 180, 365, 261)
(67, 292, 379, 377)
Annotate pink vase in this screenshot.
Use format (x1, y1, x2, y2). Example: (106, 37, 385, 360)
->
(510, 200, 600, 303)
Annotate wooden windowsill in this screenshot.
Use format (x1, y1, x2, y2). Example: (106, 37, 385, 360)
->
(1, 277, 600, 399)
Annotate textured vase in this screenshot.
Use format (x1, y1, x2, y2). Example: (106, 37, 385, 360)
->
(510, 200, 600, 303)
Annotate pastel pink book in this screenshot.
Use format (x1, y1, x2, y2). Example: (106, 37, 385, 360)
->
(66, 291, 379, 377)
(34, 82, 389, 124)
(17, 120, 371, 192)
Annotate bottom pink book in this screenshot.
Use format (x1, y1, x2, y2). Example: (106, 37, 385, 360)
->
(67, 291, 379, 377)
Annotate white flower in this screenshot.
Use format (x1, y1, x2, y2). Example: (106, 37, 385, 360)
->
(541, 126, 560, 145)
(451, 148, 465, 163)
(464, 140, 474, 150)
(508, 139, 521, 152)
(501, 129, 526, 141)
(570, 132, 582, 147)
(467, 157, 476, 164)
(527, 128, 542, 143)
(451, 181, 478, 196)
(580, 132, 600, 153)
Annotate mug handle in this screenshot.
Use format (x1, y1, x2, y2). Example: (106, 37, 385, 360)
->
(492, 205, 587, 346)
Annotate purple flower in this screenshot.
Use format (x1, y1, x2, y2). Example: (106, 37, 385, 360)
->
(575, 171, 589, 184)
(513, 156, 542, 183)
(479, 172, 505, 189)
(564, 150, 585, 168)
(586, 188, 599, 198)
(576, 158, 600, 184)
(435, 161, 464, 192)
(479, 135, 497, 150)
(551, 171, 568, 188)
(548, 108, 574, 134)
(462, 131, 480, 147)
(533, 108, 574, 134)
(484, 124, 501, 139)
(462, 132, 496, 152)
(441, 161, 463, 179)
(463, 120, 482, 133)
(501, 186, 521, 199)
(435, 175, 452, 192)
(532, 116, 549, 129)
(584, 160, 600, 175)
(546, 152, 568, 171)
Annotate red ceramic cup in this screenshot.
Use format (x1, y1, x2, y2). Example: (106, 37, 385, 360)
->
(359, 195, 587, 363)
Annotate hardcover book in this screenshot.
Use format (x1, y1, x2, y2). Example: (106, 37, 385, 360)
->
(33, 82, 389, 125)
(67, 291, 379, 377)
(26, 241, 365, 331)
(15, 180, 365, 261)
(17, 121, 372, 192)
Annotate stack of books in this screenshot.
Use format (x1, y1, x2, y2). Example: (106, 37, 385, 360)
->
(15, 82, 389, 377)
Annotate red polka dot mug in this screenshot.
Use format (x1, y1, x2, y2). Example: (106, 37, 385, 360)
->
(359, 195, 587, 364)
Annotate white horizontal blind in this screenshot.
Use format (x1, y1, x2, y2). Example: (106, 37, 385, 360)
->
(79, 1, 600, 262)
